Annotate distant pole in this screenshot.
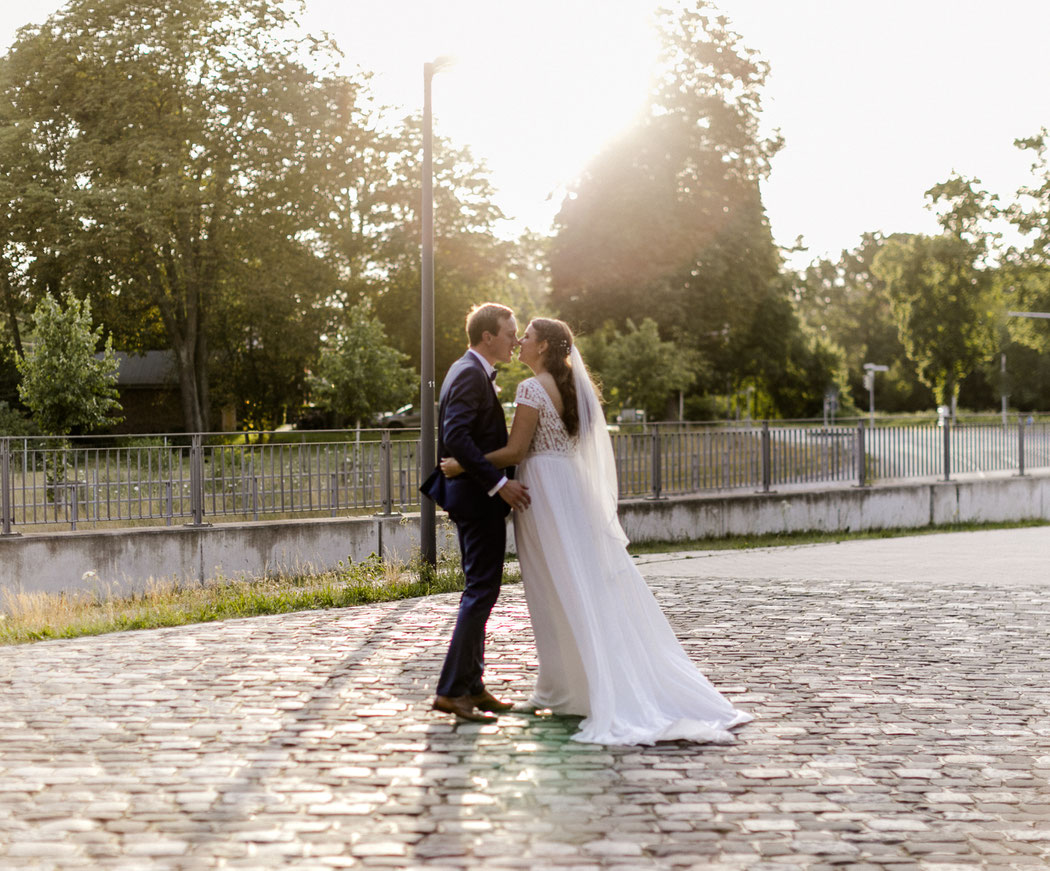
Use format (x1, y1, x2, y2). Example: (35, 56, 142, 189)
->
(863, 363, 888, 428)
(1001, 352, 1008, 427)
(420, 61, 437, 568)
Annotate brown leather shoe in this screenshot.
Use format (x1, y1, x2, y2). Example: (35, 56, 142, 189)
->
(432, 695, 494, 722)
(469, 689, 514, 713)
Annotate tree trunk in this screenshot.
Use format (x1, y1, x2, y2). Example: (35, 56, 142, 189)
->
(173, 345, 205, 433)
(0, 269, 23, 357)
(145, 253, 208, 434)
(196, 322, 211, 432)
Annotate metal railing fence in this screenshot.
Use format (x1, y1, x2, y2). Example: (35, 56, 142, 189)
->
(1, 416, 1048, 535)
(0, 430, 423, 534)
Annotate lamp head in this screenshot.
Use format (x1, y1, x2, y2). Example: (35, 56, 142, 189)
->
(425, 55, 457, 78)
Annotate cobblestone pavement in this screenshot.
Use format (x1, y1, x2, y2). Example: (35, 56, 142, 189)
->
(2, 530, 1050, 870)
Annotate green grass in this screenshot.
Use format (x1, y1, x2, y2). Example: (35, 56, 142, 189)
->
(0, 553, 520, 647)
(626, 517, 1050, 555)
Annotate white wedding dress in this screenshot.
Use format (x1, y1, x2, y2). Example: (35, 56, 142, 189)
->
(512, 361, 752, 746)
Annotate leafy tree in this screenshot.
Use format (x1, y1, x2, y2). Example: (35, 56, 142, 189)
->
(550, 3, 782, 336)
(0, 336, 20, 409)
(209, 234, 337, 430)
(926, 172, 1002, 251)
(549, 3, 831, 415)
(873, 234, 999, 407)
(728, 287, 853, 420)
(1008, 128, 1050, 262)
(583, 318, 700, 420)
(1001, 130, 1050, 363)
(308, 301, 415, 427)
(793, 233, 933, 413)
(16, 292, 121, 435)
(0, 400, 36, 436)
(0, 0, 364, 431)
(323, 114, 540, 380)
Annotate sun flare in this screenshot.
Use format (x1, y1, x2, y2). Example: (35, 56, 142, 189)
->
(309, 0, 662, 230)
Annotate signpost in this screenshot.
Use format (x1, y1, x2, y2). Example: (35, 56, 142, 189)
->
(863, 363, 889, 428)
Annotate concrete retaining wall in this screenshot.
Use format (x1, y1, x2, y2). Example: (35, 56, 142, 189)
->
(617, 474, 1050, 542)
(3, 473, 1047, 596)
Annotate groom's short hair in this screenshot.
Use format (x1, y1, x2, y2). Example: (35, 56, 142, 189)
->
(466, 303, 514, 346)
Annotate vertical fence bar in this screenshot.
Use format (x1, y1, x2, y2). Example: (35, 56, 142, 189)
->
(378, 430, 395, 515)
(1, 437, 15, 536)
(1018, 413, 1026, 477)
(942, 419, 952, 481)
(760, 421, 771, 493)
(856, 424, 866, 486)
(187, 433, 207, 527)
(649, 428, 663, 500)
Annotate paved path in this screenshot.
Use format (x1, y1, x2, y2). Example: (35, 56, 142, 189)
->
(1, 527, 1049, 870)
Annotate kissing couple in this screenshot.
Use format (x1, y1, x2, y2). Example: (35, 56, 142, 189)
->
(422, 303, 751, 745)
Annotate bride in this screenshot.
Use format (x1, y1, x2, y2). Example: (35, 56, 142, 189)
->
(441, 317, 751, 745)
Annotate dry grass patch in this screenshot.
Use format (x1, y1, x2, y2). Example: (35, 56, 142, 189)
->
(0, 553, 520, 646)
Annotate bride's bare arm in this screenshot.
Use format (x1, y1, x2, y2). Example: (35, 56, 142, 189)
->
(440, 404, 540, 478)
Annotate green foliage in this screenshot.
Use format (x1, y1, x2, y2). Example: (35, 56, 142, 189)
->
(582, 318, 700, 419)
(209, 236, 336, 429)
(873, 235, 999, 406)
(342, 117, 545, 380)
(926, 172, 1002, 250)
(1001, 130, 1050, 362)
(551, 1, 783, 338)
(308, 300, 415, 426)
(548, 3, 838, 418)
(1008, 128, 1050, 262)
(793, 233, 934, 413)
(16, 292, 121, 435)
(0, 0, 366, 431)
(732, 290, 853, 419)
(0, 0, 541, 429)
(0, 400, 36, 436)
(0, 338, 21, 408)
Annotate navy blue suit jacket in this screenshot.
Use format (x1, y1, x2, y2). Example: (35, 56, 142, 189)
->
(422, 351, 512, 520)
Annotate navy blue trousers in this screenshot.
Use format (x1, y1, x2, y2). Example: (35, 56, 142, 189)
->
(436, 511, 507, 698)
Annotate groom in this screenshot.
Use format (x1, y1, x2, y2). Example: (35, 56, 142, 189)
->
(429, 303, 530, 722)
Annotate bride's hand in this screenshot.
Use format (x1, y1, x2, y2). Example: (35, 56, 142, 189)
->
(440, 456, 464, 478)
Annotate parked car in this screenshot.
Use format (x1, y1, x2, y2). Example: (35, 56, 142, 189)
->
(376, 404, 422, 428)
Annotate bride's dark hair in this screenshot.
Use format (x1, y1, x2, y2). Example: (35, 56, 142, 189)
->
(531, 317, 585, 437)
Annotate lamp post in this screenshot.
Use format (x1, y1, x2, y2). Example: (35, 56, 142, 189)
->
(420, 57, 454, 568)
(863, 363, 888, 428)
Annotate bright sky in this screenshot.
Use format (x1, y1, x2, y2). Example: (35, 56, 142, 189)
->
(3, 0, 1048, 268)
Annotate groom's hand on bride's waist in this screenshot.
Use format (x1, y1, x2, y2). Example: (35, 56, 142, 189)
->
(499, 480, 530, 511)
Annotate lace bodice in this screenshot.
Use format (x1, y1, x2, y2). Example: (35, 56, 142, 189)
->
(515, 378, 577, 457)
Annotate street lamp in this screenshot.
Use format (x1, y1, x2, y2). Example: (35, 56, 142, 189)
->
(863, 363, 888, 428)
(420, 56, 455, 568)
